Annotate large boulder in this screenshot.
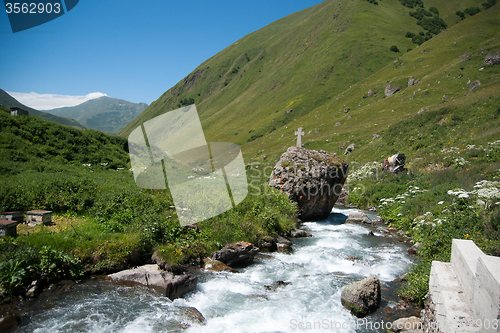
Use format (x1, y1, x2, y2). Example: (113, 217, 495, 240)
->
(484, 50, 500, 66)
(269, 146, 349, 220)
(468, 80, 481, 91)
(108, 264, 197, 300)
(384, 82, 401, 96)
(210, 242, 259, 267)
(345, 211, 371, 224)
(341, 275, 381, 317)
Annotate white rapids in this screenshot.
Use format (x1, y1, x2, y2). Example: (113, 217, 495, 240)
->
(18, 207, 415, 333)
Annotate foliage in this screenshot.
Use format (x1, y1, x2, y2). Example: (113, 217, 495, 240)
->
(399, 262, 431, 306)
(365, 0, 378, 5)
(0, 238, 84, 296)
(409, 8, 433, 20)
(403, 2, 446, 47)
(348, 153, 500, 305)
(399, 0, 423, 9)
(0, 111, 129, 174)
(390, 45, 400, 53)
(482, 0, 498, 9)
(455, 10, 465, 19)
(416, 16, 447, 35)
(464, 7, 482, 16)
(177, 97, 195, 108)
(0, 258, 28, 295)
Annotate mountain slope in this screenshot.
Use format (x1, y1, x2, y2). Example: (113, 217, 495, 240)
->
(47, 97, 147, 134)
(120, 0, 497, 164)
(0, 89, 86, 129)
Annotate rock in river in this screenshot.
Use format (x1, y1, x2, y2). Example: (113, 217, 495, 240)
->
(210, 241, 259, 267)
(341, 275, 381, 317)
(345, 211, 371, 224)
(108, 264, 197, 300)
(269, 146, 349, 220)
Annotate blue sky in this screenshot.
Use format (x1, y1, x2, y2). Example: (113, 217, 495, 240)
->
(1, 0, 324, 109)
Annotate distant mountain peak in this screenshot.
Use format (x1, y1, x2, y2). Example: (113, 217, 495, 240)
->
(46, 96, 148, 134)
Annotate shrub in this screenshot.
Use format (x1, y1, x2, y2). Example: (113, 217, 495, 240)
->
(482, 0, 498, 9)
(428, 6, 439, 15)
(456, 10, 465, 19)
(417, 16, 447, 35)
(464, 7, 481, 16)
(410, 8, 433, 20)
(405, 32, 416, 38)
(399, 0, 424, 8)
(390, 45, 400, 53)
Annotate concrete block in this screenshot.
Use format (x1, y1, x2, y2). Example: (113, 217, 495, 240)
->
(429, 261, 477, 332)
(451, 239, 484, 305)
(474, 256, 500, 332)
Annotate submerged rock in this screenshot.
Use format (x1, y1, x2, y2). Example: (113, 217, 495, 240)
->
(391, 316, 423, 332)
(203, 260, 237, 273)
(0, 314, 21, 332)
(179, 307, 206, 325)
(107, 264, 197, 300)
(408, 242, 420, 255)
(269, 146, 349, 220)
(341, 275, 381, 317)
(260, 236, 278, 252)
(276, 235, 293, 253)
(290, 229, 312, 238)
(210, 242, 259, 267)
(264, 280, 292, 291)
(345, 211, 371, 224)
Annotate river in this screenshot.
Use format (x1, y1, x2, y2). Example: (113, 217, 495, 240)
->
(12, 207, 419, 333)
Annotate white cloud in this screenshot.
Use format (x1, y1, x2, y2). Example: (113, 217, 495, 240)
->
(7, 91, 108, 110)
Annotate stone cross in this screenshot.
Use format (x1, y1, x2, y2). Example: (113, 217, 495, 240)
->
(295, 127, 304, 147)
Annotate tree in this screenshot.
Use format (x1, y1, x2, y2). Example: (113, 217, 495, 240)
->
(429, 7, 439, 15)
(390, 45, 400, 53)
(464, 7, 481, 16)
(456, 10, 465, 20)
(482, 0, 497, 9)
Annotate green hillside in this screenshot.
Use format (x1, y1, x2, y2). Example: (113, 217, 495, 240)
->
(120, 0, 498, 166)
(47, 97, 147, 134)
(0, 107, 295, 288)
(0, 89, 86, 129)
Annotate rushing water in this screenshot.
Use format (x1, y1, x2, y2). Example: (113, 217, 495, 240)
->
(12, 208, 418, 333)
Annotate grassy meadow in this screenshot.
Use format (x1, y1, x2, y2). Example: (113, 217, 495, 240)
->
(0, 108, 297, 296)
(1, 0, 499, 311)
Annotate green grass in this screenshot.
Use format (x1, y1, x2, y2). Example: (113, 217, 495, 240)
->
(345, 129, 500, 305)
(0, 108, 297, 296)
(119, 0, 498, 168)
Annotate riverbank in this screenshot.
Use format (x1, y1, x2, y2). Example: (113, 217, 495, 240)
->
(344, 149, 500, 306)
(1, 207, 421, 332)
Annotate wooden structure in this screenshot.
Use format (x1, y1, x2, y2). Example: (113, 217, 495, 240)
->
(1, 211, 24, 222)
(0, 220, 19, 237)
(26, 210, 53, 225)
(9, 107, 29, 116)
